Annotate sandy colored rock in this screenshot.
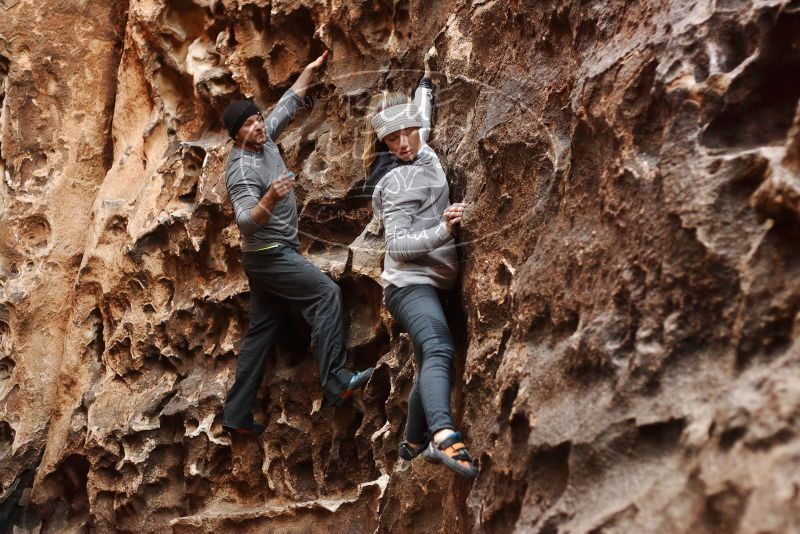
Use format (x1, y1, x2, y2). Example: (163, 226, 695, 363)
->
(0, 0, 799, 532)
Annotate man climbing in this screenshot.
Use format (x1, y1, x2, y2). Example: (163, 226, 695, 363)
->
(220, 50, 373, 436)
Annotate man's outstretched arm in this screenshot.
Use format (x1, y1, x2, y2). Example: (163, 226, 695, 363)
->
(265, 51, 329, 141)
(290, 50, 328, 100)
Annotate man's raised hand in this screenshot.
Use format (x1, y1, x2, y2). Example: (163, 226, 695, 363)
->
(292, 51, 328, 99)
(307, 50, 329, 71)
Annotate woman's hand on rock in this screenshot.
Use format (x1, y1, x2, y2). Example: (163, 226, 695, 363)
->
(424, 45, 437, 77)
(444, 202, 466, 234)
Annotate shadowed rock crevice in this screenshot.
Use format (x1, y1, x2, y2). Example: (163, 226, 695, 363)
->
(0, 420, 15, 468)
(36, 454, 90, 532)
(0, 50, 7, 187)
(701, 10, 800, 149)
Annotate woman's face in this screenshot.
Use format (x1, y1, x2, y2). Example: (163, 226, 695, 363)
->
(383, 127, 421, 161)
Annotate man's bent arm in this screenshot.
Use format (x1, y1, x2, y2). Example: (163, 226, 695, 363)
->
(250, 193, 278, 225)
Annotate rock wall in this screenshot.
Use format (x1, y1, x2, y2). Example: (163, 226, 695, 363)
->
(1, 0, 799, 532)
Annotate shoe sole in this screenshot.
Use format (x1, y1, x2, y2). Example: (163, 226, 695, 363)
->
(423, 444, 479, 479)
(223, 424, 265, 437)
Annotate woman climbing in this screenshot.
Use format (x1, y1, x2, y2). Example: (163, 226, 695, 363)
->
(363, 46, 478, 479)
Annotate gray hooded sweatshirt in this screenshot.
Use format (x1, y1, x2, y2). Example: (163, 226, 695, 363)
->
(371, 83, 458, 289)
(225, 89, 304, 251)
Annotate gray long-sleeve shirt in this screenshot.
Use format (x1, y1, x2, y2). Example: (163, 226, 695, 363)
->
(225, 89, 304, 251)
(371, 83, 459, 289)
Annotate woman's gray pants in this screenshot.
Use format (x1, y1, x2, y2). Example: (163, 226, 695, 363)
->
(384, 283, 456, 444)
(222, 245, 352, 428)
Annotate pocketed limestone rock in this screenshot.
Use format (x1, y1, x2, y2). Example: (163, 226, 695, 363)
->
(0, 0, 798, 533)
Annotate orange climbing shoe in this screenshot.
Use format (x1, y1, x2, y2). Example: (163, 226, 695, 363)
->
(422, 432, 479, 479)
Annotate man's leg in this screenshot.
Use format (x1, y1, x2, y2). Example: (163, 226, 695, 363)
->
(223, 278, 286, 429)
(297, 268, 353, 403)
(241, 246, 354, 404)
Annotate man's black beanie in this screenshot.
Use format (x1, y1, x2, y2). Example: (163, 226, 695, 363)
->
(222, 100, 260, 139)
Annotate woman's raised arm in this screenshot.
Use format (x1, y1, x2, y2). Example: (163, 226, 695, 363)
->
(413, 46, 437, 145)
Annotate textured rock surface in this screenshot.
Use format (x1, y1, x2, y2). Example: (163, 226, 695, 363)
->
(1, 0, 799, 532)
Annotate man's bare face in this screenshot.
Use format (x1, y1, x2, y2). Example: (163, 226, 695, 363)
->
(237, 113, 267, 146)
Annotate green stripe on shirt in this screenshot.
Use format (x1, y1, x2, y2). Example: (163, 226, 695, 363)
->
(252, 243, 281, 252)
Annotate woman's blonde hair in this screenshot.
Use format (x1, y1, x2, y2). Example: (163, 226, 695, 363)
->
(362, 91, 409, 178)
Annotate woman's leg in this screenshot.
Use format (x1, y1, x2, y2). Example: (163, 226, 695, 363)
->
(386, 284, 477, 476)
(405, 378, 428, 446)
(385, 284, 455, 436)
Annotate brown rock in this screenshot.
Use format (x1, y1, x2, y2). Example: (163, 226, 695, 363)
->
(0, 0, 799, 532)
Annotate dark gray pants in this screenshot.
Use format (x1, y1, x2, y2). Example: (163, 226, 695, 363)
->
(384, 283, 456, 444)
(223, 245, 352, 428)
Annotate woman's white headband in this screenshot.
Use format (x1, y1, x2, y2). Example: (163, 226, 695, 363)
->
(370, 103, 424, 141)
